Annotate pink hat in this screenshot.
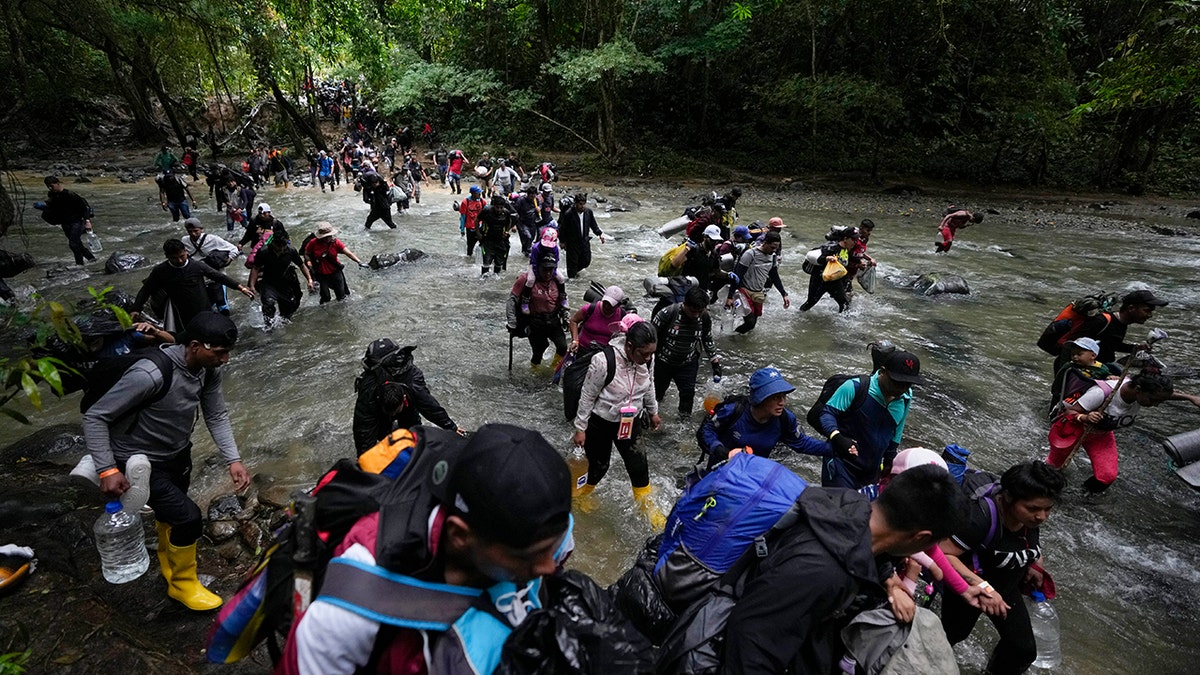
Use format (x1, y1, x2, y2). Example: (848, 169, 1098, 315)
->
(890, 447, 947, 475)
(539, 229, 558, 247)
(617, 314, 644, 333)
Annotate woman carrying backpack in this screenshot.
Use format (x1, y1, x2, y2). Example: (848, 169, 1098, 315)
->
(572, 316, 663, 527)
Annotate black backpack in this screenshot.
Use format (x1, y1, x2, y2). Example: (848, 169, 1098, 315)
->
(79, 347, 176, 414)
(561, 345, 617, 423)
(804, 373, 871, 433)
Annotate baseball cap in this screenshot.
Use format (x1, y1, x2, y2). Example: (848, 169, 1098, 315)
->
(748, 367, 795, 405)
(1068, 337, 1100, 354)
(702, 225, 723, 241)
(183, 217, 203, 230)
(435, 424, 571, 549)
(767, 217, 785, 229)
(732, 225, 750, 239)
(890, 447, 948, 475)
(258, 203, 272, 213)
(182, 312, 238, 348)
(1121, 289, 1168, 308)
(469, 185, 482, 194)
(882, 350, 926, 385)
(601, 285, 625, 307)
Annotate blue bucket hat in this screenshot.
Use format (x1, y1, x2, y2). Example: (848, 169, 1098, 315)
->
(749, 367, 795, 405)
(469, 185, 482, 194)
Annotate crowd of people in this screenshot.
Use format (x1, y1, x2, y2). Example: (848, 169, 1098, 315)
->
(34, 132, 1198, 675)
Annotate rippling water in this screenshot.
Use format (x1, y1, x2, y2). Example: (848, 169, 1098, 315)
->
(8, 172, 1200, 673)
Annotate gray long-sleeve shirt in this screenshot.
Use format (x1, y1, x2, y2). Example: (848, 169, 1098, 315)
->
(82, 344, 240, 472)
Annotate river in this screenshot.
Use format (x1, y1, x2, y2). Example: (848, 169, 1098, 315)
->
(6, 170, 1200, 673)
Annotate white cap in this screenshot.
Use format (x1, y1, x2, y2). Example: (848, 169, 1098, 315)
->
(703, 225, 723, 241)
(258, 203, 271, 213)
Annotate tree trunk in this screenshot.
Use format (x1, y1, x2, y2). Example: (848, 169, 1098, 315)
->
(1, 0, 28, 101)
(264, 74, 327, 152)
(106, 50, 159, 141)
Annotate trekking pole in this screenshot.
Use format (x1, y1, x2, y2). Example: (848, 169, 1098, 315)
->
(290, 491, 319, 615)
(508, 332, 514, 372)
(1061, 328, 1168, 466)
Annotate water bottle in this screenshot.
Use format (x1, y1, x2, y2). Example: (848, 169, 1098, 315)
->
(702, 378, 724, 415)
(567, 445, 589, 491)
(248, 302, 265, 328)
(86, 230, 103, 253)
(1027, 590, 1062, 669)
(94, 501, 149, 584)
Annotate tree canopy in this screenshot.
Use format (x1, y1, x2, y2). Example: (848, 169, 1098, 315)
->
(1, 0, 1197, 192)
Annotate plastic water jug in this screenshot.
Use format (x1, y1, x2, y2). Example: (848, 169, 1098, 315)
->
(94, 501, 149, 584)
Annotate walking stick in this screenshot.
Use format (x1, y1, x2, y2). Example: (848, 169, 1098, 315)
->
(1061, 328, 1168, 465)
(508, 332, 514, 371)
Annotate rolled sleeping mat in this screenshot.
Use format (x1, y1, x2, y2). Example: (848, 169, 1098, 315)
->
(718, 252, 735, 273)
(583, 280, 606, 304)
(1164, 428, 1200, 489)
(657, 215, 691, 238)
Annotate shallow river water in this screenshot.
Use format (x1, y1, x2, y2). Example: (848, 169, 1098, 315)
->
(6, 171, 1200, 673)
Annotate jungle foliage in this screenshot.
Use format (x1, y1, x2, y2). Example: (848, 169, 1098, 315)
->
(1, 0, 1198, 192)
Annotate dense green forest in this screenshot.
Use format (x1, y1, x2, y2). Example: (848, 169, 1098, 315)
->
(1, 0, 1197, 193)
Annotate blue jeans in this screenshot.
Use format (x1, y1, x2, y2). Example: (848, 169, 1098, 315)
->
(167, 201, 191, 221)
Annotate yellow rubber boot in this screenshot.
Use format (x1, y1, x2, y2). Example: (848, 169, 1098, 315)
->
(573, 483, 598, 513)
(164, 538, 223, 611)
(632, 485, 667, 531)
(550, 353, 564, 370)
(155, 521, 173, 584)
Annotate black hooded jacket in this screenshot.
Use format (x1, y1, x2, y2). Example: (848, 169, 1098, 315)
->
(351, 347, 457, 454)
(721, 488, 887, 674)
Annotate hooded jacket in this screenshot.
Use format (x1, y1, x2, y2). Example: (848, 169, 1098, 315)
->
(721, 488, 885, 674)
(351, 347, 457, 454)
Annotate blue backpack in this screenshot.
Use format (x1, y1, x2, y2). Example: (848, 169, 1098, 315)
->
(653, 453, 807, 611)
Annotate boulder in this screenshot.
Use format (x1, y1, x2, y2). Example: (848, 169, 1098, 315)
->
(0, 249, 36, 279)
(1186, 210, 1200, 219)
(104, 251, 149, 274)
(0, 424, 85, 465)
(913, 273, 970, 296)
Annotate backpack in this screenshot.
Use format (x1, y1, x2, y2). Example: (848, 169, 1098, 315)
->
(206, 426, 464, 664)
(654, 453, 808, 612)
(561, 345, 617, 423)
(805, 373, 871, 434)
(658, 242, 689, 276)
(1036, 292, 1119, 356)
(78, 347, 176, 415)
(958, 468, 1004, 573)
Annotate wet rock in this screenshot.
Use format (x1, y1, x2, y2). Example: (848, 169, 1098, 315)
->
(1151, 226, 1183, 236)
(369, 249, 427, 269)
(1089, 203, 1108, 210)
(986, 208, 1001, 215)
(882, 184, 922, 195)
(238, 521, 264, 552)
(912, 273, 970, 296)
(215, 540, 244, 562)
(104, 251, 149, 274)
(1186, 210, 1200, 219)
(258, 484, 294, 510)
(45, 264, 86, 280)
(207, 493, 246, 521)
(206, 520, 238, 543)
(0, 424, 85, 465)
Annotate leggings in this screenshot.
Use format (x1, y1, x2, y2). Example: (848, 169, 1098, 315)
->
(365, 206, 396, 229)
(583, 414, 650, 488)
(62, 220, 96, 265)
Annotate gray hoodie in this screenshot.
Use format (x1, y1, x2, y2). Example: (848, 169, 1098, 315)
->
(82, 344, 240, 472)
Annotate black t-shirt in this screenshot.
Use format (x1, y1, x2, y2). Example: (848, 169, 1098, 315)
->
(253, 245, 304, 288)
(158, 175, 188, 202)
(950, 495, 1042, 595)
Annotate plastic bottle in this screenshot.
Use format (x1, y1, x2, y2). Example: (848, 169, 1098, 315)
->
(567, 445, 589, 491)
(702, 378, 724, 415)
(86, 230, 103, 253)
(94, 501, 149, 584)
(1027, 590, 1062, 669)
(248, 302, 265, 328)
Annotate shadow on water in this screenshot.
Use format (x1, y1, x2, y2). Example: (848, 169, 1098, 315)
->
(7, 173, 1200, 673)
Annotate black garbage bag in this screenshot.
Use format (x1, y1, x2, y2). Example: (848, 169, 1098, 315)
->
(0, 249, 35, 278)
(369, 249, 427, 269)
(608, 535, 677, 645)
(105, 251, 149, 274)
(498, 569, 655, 675)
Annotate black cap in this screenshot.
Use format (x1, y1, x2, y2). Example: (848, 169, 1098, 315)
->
(435, 424, 571, 549)
(882, 350, 926, 385)
(1122, 289, 1168, 308)
(182, 312, 238, 348)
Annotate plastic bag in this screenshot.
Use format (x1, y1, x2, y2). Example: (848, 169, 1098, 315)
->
(822, 259, 847, 282)
(499, 569, 655, 674)
(856, 265, 877, 293)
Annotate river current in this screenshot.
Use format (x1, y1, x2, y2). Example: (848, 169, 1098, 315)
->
(6, 171, 1200, 673)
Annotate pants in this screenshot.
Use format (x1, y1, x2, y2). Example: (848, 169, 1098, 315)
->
(935, 225, 955, 252)
(516, 221, 537, 255)
(942, 584, 1037, 675)
(481, 242, 509, 273)
(564, 241, 592, 278)
(62, 220, 96, 265)
(1046, 418, 1118, 490)
(448, 172, 461, 193)
(258, 281, 300, 320)
(167, 201, 191, 221)
(655, 358, 700, 416)
(121, 451, 203, 546)
(820, 456, 874, 490)
(319, 175, 335, 191)
(799, 272, 849, 312)
(313, 269, 350, 304)
(365, 206, 396, 229)
(583, 414, 650, 488)
(465, 228, 479, 256)
(528, 316, 567, 365)
(274, 169, 288, 186)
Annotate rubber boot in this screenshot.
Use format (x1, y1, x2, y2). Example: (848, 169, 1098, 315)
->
(632, 485, 667, 531)
(573, 483, 598, 513)
(155, 521, 173, 584)
(550, 353, 564, 370)
(163, 537, 223, 611)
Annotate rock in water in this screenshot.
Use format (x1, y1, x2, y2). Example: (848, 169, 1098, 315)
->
(370, 249, 427, 269)
(0, 249, 35, 278)
(913, 273, 970, 296)
(104, 251, 148, 274)
(0, 424, 85, 465)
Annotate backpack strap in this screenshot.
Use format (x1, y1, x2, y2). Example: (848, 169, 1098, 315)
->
(971, 485, 1001, 573)
(849, 374, 871, 413)
(602, 344, 617, 387)
(318, 557, 481, 629)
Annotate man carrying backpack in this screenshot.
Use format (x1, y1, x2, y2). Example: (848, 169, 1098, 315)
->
(277, 424, 573, 675)
(698, 465, 966, 674)
(698, 366, 832, 468)
(653, 286, 720, 419)
(82, 313, 249, 611)
(725, 231, 789, 333)
(1053, 289, 1168, 376)
(39, 175, 96, 265)
(351, 339, 464, 455)
(817, 350, 924, 489)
